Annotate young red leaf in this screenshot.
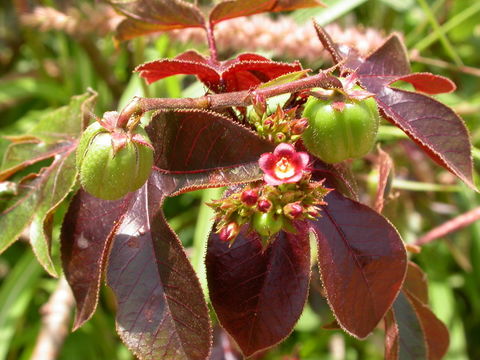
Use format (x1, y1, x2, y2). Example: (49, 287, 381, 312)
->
(310, 190, 407, 339)
(147, 109, 274, 195)
(384, 310, 399, 360)
(392, 73, 456, 95)
(110, 0, 205, 41)
(106, 175, 211, 360)
(136, 51, 302, 93)
(210, 0, 324, 26)
(206, 223, 310, 357)
(61, 190, 127, 329)
(373, 146, 394, 213)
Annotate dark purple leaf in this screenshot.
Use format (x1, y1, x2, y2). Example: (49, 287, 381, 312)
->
(110, 0, 205, 41)
(61, 190, 128, 329)
(310, 190, 407, 339)
(390, 292, 427, 359)
(403, 262, 429, 305)
(106, 173, 211, 360)
(147, 109, 274, 195)
(405, 291, 449, 359)
(210, 0, 324, 25)
(386, 290, 449, 360)
(314, 27, 474, 188)
(206, 223, 310, 357)
(136, 51, 302, 93)
(373, 146, 393, 213)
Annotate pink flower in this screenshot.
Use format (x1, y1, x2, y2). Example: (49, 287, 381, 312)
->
(259, 143, 309, 185)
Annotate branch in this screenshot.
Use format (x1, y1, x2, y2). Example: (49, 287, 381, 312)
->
(31, 277, 75, 360)
(416, 206, 480, 246)
(117, 71, 341, 127)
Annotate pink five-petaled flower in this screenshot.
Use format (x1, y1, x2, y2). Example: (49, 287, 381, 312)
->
(259, 143, 309, 185)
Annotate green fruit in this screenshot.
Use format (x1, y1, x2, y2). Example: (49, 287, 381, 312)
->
(76, 122, 154, 200)
(302, 96, 379, 163)
(252, 211, 283, 237)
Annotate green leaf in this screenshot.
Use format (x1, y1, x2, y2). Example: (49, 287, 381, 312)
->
(0, 92, 96, 275)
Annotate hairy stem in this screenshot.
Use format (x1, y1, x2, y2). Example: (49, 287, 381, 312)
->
(205, 22, 219, 63)
(117, 71, 340, 127)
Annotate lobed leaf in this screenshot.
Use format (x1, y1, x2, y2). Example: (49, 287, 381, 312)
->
(210, 0, 324, 25)
(147, 109, 274, 195)
(310, 190, 407, 339)
(137, 51, 302, 93)
(206, 223, 311, 357)
(320, 30, 475, 190)
(110, 0, 205, 41)
(0, 92, 95, 273)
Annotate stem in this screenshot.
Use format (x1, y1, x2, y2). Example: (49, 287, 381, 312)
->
(117, 71, 339, 126)
(205, 22, 218, 63)
(31, 277, 74, 360)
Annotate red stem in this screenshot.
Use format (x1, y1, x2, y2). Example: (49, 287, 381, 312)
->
(117, 71, 340, 127)
(206, 22, 219, 63)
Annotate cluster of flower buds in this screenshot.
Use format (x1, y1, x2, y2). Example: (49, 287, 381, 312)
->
(208, 144, 330, 246)
(248, 101, 308, 144)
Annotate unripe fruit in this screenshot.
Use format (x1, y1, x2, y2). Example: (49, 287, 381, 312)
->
(76, 122, 154, 200)
(302, 96, 379, 164)
(252, 211, 283, 237)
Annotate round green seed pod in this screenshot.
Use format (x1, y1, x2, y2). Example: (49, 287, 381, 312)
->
(302, 96, 380, 164)
(252, 211, 283, 237)
(76, 122, 154, 200)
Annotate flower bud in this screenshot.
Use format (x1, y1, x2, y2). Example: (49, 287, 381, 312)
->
(275, 132, 286, 142)
(290, 118, 309, 135)
(219, 222, 239, 242)
(257, 198, 272, 213)
(241, 188, 259, 206)
(283, 202, 304, 219)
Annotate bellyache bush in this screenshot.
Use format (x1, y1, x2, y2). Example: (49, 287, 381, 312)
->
(0, 1, 471, 359)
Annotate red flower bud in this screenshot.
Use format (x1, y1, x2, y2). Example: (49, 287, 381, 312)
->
(283, 202, 304, 219)
(241, 189, 259, 206)
(275, 132, 287, 142)
(219, 222, 239, 242)
(257, 198, 272, 213)
(263, 119, 274, 128)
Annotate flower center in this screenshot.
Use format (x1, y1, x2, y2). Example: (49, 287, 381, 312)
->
(275, 157, 295, 179)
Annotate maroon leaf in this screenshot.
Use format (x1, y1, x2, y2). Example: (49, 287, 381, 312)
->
(106, 173, 211, 360)
(315, 28, 474, 188)
(392, 73, 456, 95)
(110, 0, 205, 41)
(136, 51, 302, 93)
(373, 146, 394, 213)
(386, 290, 449, 360)
(388, 291, 427, 359)
(404, 262, 429, 305)
(310, 190, 407, 338)
(61, 190, 128, 329)
(405, 291, 449, 359)
(210, 0, 324, 25)
(147, 109, 274, 195)
(206, 223, 311, 357)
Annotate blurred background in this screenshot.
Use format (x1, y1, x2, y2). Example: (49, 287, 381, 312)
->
(1, 0, 479, 359)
